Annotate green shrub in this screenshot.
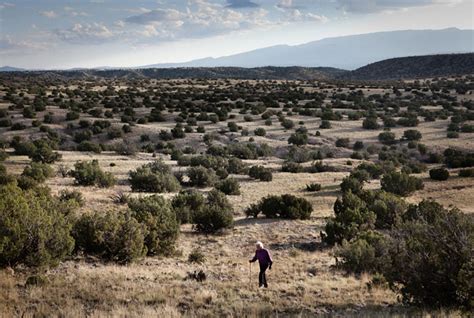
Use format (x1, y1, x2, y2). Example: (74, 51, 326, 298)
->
(321, 191, 376, 245)
(458, 168, 474, 177)
(335, 138, 350, 148)
(403, 129, 422, 141)
(77, 141, 102, 153)
(381, 172, 423, 196)
(340, 176, 363, 194)
(21, 162, 54, 183)
(171, 190, 205, 224)
(187, 166, 217, 187)
(215, 178, 241, 195)
(30, 139, 61, 163)
(128, 195, 179, 256)
(288, 132, 308, 146)
(246, 194, 312, 220)
(281, 161, 304, 173)
(389, 201, 473, 307)
(192, 190, 233, 234)
(188, 248, 206, 264)
(227, 157, 247, 174)
(58, 189, 84, 207)
(305, 183, 321, 192)
(335, 230, 389, 274)
(378, 131, 396, 145)
(281, 119, 295, 129)
(444, 148, 474, 168)
(319, 120, 331, 129)
(248, 165, 272, 182)
(129, 160, 180, 193)
(70, 160, 116, 188)
(362, 117, 379, 129)
(73, 211, 146, 264)
(254, 128, 266, 136)
(0, 183, 74, 267)
(429, 168, 449, 181)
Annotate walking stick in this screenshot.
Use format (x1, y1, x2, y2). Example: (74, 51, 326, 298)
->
(249, 262, 252, 288)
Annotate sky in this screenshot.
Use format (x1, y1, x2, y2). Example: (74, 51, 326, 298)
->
(0, 0, 473, 69)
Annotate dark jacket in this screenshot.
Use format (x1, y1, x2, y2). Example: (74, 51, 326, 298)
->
(250, 248, 273, 266)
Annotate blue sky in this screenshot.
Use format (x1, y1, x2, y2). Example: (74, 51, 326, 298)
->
(0, 0, 473, 68)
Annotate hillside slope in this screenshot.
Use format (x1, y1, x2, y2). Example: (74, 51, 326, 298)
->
(343, 53, 474, 80)
(143, 28, 474, 70)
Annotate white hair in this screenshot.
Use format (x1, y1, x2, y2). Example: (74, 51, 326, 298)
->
(256, 241, 263, 249)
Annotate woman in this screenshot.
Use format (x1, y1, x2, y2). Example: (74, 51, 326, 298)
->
(249, 241, 273, 288)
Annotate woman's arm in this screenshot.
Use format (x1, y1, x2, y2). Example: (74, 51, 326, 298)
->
(249, 252, 257, 263)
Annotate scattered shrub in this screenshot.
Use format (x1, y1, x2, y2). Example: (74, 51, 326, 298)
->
(458, 168, 474, 177)
(248, 165, 272, 181)
(378, 131, 396, 145)
(0, 183, 74, 267)
(129, 160, 180, 193)
(381, 171, 423, 196)
(128, 195, 179, 256)
(429, 168, 450, 181)
(188, 248, 206, 264)
(171, 190, 205, 224)
(215, 178, 241, 195)
(187, 166, 217, 187)
(192, 190, 233, 233)
(73, 211, 146, 264)
(70, 160, 116, 188)
(246, 194, 312, 220)
(306, 183, 321, 192)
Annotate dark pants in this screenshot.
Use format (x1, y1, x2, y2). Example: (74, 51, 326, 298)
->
(259, 263, 269, 287)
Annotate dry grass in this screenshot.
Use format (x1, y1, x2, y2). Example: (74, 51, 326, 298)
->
(1, 79, 472, 316)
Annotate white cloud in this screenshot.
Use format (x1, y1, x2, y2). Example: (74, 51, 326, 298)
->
(125, 1, 271, 41)
(40, 10, 58, 18)
(0, 35, 48, 55)
(55, 23, 117, 44)
(0, 2, 14, 10)
(335, 0, 462, 13)
(277, 0, 293, 9)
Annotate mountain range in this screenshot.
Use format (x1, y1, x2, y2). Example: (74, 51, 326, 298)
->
(141, 28, 474, 70)
(1, 28, 473, 72)
(2, 53, 473, 81)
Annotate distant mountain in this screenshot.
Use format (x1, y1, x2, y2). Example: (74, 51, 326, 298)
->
(0, 66, 25, 72)
(341, 53, 474, 80)
(1, 66, 346, 81)
(142, 28, 474, 70)
(2, 53, 473, 82)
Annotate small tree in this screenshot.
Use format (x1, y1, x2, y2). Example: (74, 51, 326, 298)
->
(0, 183, 75, 267)
(429, 168, 449, 181)
(193, 190, 233, 233)
(378, 131, 396, 145)
(70, 160, 116, 188)
(403, 129, 422, 141)
(128, 195, 179, 256)
(73, 211, 147, 264)
(381, 172, 423, 196)
(215, 178, 241, 195)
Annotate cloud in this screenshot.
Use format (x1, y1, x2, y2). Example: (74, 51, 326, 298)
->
(125, 1, 270, 41)
(64, 6, 88, 17)
(125, 8, 184, 24)
(0, 35, 48, 55)
(226, 0, 259, 9)
(39, 10, 58, 18)
(276, 0, 293, 9)
(54, 23, 117, 44)
(0, 2, 14, 10)
(335, 0, 461, 13)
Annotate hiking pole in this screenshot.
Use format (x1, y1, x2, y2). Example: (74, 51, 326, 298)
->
(249, 262, 252, 288)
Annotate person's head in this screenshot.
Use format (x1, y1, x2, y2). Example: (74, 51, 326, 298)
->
(256, 241, 263, 250)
